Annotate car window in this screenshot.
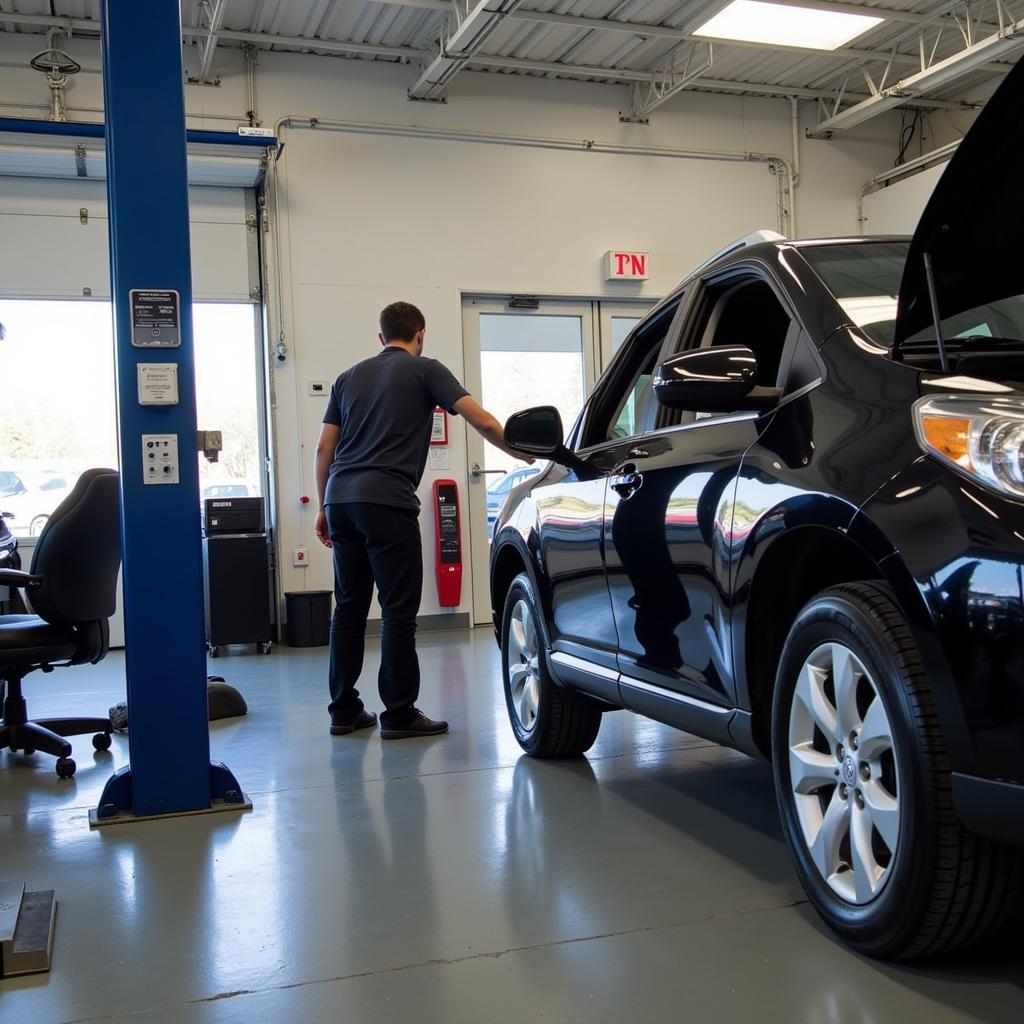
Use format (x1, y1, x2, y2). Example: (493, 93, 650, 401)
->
(205, 484, 249, 498)
(701, 278, 792, 387)
(654, 273, 798, 428)
(0, 471, 26, 498)
(39, 476, 67, 492)
(584, 298, 682, 447)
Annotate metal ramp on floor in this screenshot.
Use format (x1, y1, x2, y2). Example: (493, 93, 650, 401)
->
(0, 881, 56, 977)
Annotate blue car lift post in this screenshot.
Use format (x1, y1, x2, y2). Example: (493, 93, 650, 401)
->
(91, 0, 249, 825)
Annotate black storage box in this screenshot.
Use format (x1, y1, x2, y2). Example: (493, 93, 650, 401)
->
(286, 590, 332, 647)
(204, 497, 263, 535)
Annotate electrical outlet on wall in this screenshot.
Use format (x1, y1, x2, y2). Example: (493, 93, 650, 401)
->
(293, 547, 309, 567)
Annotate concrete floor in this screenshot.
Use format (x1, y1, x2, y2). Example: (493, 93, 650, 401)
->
(1, 629, 1022, 1023)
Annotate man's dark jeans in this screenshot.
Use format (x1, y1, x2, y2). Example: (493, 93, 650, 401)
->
(326, 501, 422, 728)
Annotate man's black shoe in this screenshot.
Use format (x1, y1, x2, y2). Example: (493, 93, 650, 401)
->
(330, 710, 378, 736)
(380, 711, 449, 740)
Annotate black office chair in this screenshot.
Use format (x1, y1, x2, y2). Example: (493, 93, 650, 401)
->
(0, 469, 121, 778)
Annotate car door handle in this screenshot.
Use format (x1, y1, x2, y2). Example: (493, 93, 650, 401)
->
(610, 465, 643, 499)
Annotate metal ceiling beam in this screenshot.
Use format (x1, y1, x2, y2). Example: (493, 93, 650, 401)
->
(471, 53, 970, 108)
(183, 26, 424, 60)
(0, 5, 1011, 82)
(0, 6, 982, 116)
(197, 0, 228, 83)
(408, 0, 524, 100)
(381, 0, 949, 27)
(624, 41, 715, 121)
(814, 14, 1024, 132)
(382, 0, 1010, 75)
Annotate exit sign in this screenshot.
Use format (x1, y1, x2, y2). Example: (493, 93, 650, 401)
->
(605, 250, 649, 281)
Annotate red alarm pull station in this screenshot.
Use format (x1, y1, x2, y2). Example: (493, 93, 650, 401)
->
(432, 479, 462, 608)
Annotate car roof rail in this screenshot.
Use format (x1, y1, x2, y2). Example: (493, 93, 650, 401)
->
(685, 229, 787, 279)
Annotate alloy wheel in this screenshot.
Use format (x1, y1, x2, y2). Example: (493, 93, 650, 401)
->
(788, 642, 901, 905)
(507, 598, 541, 733)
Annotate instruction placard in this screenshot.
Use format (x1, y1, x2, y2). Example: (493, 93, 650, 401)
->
(137, 363, 179, 405)
(130, 289, 181, 347)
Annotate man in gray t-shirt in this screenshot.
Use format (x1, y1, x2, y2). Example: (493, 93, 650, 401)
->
(314, 301, 526, 739)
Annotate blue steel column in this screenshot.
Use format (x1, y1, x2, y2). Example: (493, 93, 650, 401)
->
(96, 0, 242, 818)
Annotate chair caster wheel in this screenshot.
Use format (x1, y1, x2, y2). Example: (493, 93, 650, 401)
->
(209, 646, 220, 659)
(22, 747, 35, 756)
(56, 757, 76, 779)
(93, 733, 112, 751)
(259, 642, 272, 655)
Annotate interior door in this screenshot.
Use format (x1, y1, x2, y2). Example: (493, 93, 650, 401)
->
(463, 298, 598, 625)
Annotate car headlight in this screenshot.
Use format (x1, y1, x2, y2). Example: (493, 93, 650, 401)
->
(914, 395, 1024, 499)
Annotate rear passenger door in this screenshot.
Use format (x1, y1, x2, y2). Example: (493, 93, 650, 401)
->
(605, 267, 800, 718)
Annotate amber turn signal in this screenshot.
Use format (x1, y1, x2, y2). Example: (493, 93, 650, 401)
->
(918, 415, 972, 469)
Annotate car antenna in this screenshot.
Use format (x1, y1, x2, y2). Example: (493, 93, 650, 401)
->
(922, 249, 950, 373)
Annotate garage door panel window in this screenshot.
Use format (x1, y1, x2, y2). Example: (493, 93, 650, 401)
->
(0, 299, 262, 538)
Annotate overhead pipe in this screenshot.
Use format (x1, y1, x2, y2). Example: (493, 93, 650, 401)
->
(271, 113, 795, 237)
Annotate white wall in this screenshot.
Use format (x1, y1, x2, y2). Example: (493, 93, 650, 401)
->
(860, 161, 949, 236)
(0, 33, 910, 623)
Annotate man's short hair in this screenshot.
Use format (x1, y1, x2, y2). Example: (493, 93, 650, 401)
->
(380, 302, 426, 343)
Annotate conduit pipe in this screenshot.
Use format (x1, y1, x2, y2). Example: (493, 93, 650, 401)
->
(791, 97, 801, 237)
(271, 113, 796, 236)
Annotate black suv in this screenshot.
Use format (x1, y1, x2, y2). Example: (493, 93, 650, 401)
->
(490, 62, 1024, 960)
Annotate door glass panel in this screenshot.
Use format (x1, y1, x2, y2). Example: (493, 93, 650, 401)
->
(194, 304, 262, 501)
(479, 312, 585, 476)
(611, 316, 641, 354)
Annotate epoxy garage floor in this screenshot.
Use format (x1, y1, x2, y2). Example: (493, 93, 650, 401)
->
(2, 630, 1022, 1023)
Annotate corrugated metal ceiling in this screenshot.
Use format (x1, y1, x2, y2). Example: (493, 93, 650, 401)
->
(0, 1, 1019, 112)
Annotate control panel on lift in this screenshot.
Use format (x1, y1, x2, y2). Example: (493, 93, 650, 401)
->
(432, 479, 462, 608)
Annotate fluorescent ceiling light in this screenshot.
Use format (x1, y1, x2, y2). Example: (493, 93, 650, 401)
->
(694, 0, 883, 51)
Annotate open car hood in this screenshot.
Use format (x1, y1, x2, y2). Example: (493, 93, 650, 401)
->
(895, 57, 1024, 344)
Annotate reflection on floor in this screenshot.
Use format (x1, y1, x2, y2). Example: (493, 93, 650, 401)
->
(1, 630, 1022, 1023)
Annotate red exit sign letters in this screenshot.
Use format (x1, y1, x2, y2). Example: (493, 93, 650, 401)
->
(604, 250, 649, 281)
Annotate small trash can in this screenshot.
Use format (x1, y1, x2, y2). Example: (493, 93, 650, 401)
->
(285, 590, 332, 647)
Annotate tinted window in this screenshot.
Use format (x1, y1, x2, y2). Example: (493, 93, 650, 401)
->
(702, 279, 791, 388)
(590, 299, 681, 446)
(801, 241, 907, 345)
(39, 476, 67, 492)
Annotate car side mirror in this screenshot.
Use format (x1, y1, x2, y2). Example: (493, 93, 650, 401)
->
(505, 406, 564, 457)
(653, 346, 781, 413)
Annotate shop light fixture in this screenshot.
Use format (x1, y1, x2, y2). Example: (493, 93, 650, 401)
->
(694, 0, 883, 51)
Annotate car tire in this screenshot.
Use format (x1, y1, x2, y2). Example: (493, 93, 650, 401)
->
(501, 572, 601, 758)
(772, 581, 1020, 959)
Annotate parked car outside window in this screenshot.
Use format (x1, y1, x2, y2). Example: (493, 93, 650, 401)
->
(0, 466, 78, 538)
(486, 465, 541, 537)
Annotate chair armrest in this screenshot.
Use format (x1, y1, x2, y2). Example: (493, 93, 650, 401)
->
(0, 569, 41, 589)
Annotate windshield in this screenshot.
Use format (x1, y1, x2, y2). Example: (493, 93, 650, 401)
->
(803, 241, 1024, 354)
(801, 242, 906, 345)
